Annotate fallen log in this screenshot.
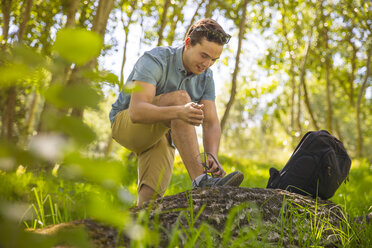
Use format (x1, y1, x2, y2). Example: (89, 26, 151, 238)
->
(133, 187, 345, 247)
(30, 187, 365, 247)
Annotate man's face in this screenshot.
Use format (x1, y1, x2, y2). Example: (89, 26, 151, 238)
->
(183, 37, 223, 75)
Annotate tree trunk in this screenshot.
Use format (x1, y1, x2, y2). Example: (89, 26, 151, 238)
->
(91, 0, 114, 37)
(166, 1, 186, 46)
(37, 0, 79, 132)
(276, 113, 292, 136)
(356, 41, 371, 157)
(280, 0, 297, 136)
(104, 136, 114, 157)
(220, 0, 249, 132)
(106, 0, 139, 156)
(119, 0, 137, 88)
(26, 91, 39, 135)
(37, 63, 73, 132)
(137, 17, 145, 57)
(1, 0, 12, 47)
(4, 0, 33, 141)
(26, 90, 39, 137)
(17, 0, 33, 41)
(19, 90, 39, 146)
(70, 0, 115, 119)
(325, 42, 333, 132)
(334, 120, 343, 142)
(321, 7, 333, 133)
(300, 30, 319, 130)
(0, 0, 12, 137)
(289, 64, 296, 133)
(349, 43, 357, 106)
(183, 0, 204, 40)
(65, 0, 79, 27)
(4, 87, 17, 140)
(204, 0, 214, 18)
(156, 0, 171, 47)
(296, 81, 302, 134)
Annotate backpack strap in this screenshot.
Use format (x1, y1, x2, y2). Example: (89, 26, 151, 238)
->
(290, 131, 313, 158)
(267, 167, 280, 188)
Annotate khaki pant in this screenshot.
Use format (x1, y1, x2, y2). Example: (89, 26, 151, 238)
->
(112, 109, 175, 196)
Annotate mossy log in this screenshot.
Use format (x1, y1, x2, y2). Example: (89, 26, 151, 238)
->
(32, 187, 361, 247)
(133, 187, 345, 247)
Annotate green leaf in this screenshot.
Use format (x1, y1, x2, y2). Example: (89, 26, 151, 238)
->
(0, 63, 31, 86)
(120, 81, 143, 94)
(0, 140, 40, 171)
(11, 45, 46, 68)
(62, 153, 126, 187)
(59, 117, 96, 146)
(83, 70, 119, 85)
(44, 114, 96, 146)
(86, 194, 131, 228)
(0, 45, 46, 86)
(53, 28, 103, 66)
(44, 83, 101, 109)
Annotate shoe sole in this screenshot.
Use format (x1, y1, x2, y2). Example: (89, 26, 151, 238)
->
(223, 171, 244, 187)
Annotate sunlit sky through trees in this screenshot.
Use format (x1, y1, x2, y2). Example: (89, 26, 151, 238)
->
(101, 8, 273, 96)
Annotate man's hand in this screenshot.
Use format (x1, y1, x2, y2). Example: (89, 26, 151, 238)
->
(179, 102, 204, 126)
(205, 154, 226, 178)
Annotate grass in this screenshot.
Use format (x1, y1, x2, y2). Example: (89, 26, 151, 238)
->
(163, 155, 372, 247)
(0, 154, 371, 247)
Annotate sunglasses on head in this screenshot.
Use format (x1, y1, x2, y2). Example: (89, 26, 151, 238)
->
(192, 27, 231, 44)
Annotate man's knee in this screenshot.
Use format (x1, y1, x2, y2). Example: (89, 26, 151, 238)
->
(138, 184, 159, 206)
(156, 90, 191, 106)
(174, 90, 191, 104)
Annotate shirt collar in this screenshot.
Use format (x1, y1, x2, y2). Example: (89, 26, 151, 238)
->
(176, 45, 188, 76)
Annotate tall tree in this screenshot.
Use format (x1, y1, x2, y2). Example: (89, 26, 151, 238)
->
(320, 1, 333, 132)
(299, 29, 320, 131)
(220, 0, 249, 132)
(118, 0, 138, 89)
(0, 0, 12, 48)
(356, 40, 371, 157)
(3, 0, 33, 141)
(37, 0, 81, 132)
(166, 0, 187, 46)
(0, 0, 13, 137)
(69, 0, 115, 118)
(66, 0, 79, 28)
(17, 0, 33, 42)
(183, 0, 204, 40)
(279, 0, 300, 136)
(105, 0, 139, 157)
(157, 0, 171, 46)
(204, 0, 215, 18)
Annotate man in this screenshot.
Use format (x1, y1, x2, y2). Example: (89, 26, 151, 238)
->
(109, 18, 244, 206)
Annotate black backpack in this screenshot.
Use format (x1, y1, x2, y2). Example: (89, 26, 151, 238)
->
(266, 130, 351, 199)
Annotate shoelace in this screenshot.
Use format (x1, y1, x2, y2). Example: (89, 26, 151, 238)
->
(193, 153, 224, 188)
(200, 152, 223, 177)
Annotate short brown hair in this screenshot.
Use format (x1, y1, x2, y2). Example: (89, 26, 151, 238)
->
(186, 18, 231, 46)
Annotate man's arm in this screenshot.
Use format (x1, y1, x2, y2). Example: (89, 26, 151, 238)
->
(129, 81, 180, 123)
(129, 81, 204, 126)
(201, 99, 226, 177)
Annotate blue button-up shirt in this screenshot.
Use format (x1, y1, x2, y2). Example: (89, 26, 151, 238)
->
(109, 45, 216, 125)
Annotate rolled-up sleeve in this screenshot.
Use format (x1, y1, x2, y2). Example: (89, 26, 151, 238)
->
(132, 52, 163, 86)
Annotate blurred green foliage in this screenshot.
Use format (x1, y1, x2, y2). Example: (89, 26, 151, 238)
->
(0, 27, 135, 246)
(0, 0, 371, 246)
(0, 45, 46, 86)
(53, 28, 103, 66)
